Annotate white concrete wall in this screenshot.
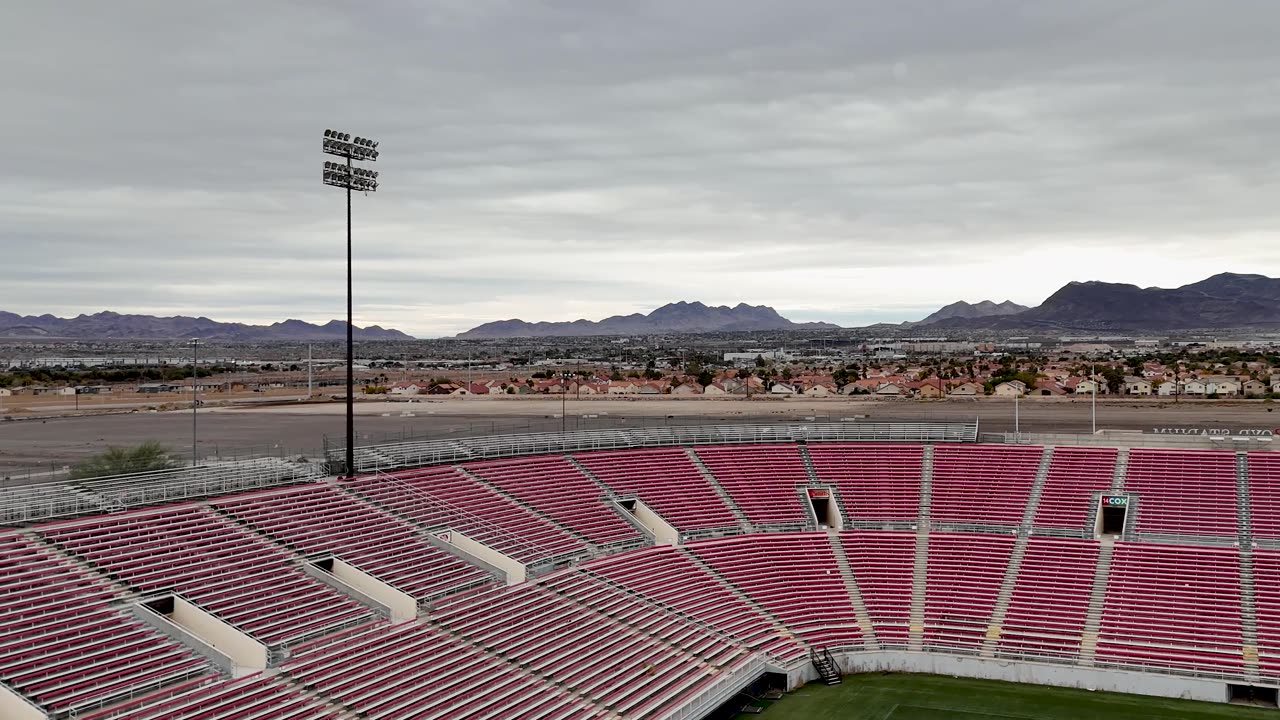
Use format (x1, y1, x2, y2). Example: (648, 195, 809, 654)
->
(0, 683, 47, 720)
(331, 558, 417, 621)
(823, 651, 1236, 704)
(445, 530, 526, 584)
(171, 596, 267, 674)
(631, 499, 680, 545)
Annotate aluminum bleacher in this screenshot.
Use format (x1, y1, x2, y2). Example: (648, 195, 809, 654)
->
(37, 505, 375, 647)
(211, 483, 496, 603)
(930, 445, 1043, 527)
(284, 618, 602, 720)
(463, 454, 644, 547)
(574, 447, 740, 534)
(923, 532, 1015, 651)
(996, 537, 1099, 659)
(580, 545, 805, 661)
(1255, 549, 1280, 679)
(1096, 542, 1243, 673)
(840, 530, 915, 645)
(692, 444, 809, 526)
(808, 443, 923, 523)
(0, 531, 212, 716)
(1031, 447, 1118, 532)
(687, 532, 864, 650)
(80, 672, 338, 720)
(428, 582, 734, 717)
(342, 465, 586, 564)
(1248, 452, 1280, 539)
(1125, 448, 1238, 538)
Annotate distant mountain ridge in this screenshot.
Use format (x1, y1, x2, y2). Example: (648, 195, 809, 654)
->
(456, 301, 839, 338)
(916, 300, 1029, 325)
(0, 311, 414, 340)
(923, 272, 1280, 331)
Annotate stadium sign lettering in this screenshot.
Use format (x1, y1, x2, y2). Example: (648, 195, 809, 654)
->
(1101, 495, 1128, 507)
(1151, 427, 1274, 436)
(807, 488, 831, 499)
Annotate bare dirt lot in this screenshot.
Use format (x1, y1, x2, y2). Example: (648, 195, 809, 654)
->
(2, 396, 1278, 477)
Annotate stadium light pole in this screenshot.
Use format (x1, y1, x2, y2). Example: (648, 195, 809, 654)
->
(322, 129, 379, 476)
(1091, 362, 1097, 435)
(191, 338, 199, 467)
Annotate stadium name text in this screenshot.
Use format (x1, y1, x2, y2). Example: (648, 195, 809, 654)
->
(1151, 427, 1275, 436)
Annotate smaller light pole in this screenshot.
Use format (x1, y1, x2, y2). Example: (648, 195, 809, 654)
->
(1091, 362, 1097, 435)
(191, 338, 200, 467)
(1014, 390, 1020, 440)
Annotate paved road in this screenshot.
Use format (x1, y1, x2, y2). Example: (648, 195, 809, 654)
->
(3, 397, 1277, 478)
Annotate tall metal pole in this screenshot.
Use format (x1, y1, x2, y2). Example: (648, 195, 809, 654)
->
(1014, 390, 1019, 439)
(307, 343, 313, 398)
(1091, 363, 1097, 434)
(192, 338, 199, 467)
(346, 151, 355, 477)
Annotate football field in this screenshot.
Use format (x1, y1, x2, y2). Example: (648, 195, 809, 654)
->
(737, 674, 1275, 719)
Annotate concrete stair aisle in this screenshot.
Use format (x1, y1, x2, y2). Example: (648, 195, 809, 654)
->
(825, 529, 880, 650)
(1078, 534, 1117, 666)
(1237, 451, 1261, 681)
(978, 535, 1031, 657)
(1021, 447, 1053, 531)
(275, 674, 362, 720)
(1082, 449, 1128, 538)
(455, 466, 602, 555)
(796, 443, 821, 485)
(567, 455, 618, 498)
(908, 445, 933, 651)
(684, 447, 753, 534)
(677, 546, 806, 655)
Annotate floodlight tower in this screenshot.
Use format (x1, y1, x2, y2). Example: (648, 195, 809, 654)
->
(322, 129, 380, 477)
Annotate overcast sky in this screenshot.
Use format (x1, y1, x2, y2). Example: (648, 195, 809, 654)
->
(4, 2, 1280, 337)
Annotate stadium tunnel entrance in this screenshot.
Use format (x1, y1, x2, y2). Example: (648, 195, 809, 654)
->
(1229, 684, 1278, 708)
(807, 487, 842, 530)
(1097, 494, 1128, 536)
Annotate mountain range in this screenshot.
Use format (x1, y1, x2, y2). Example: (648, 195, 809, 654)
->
(920, 273, 1280, 331)
(455, 301, 839, 338)
(914, 300, 1030, 325)
(0, 311, 414, 341)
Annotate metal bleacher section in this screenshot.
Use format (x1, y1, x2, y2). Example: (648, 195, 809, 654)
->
(9, 424, 1280, 719)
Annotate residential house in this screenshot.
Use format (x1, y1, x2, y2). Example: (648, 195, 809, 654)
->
(0, 388, 10, 397)
(803, 383, 837, 397)
(1030, 381, 1067, 396)
(1182, 379, 1207, 396)
(427, 382, 460, 395)
(948, 382, 983, 397)
(608, 381, 638, 395)
(672, 383, 703, 396)
(1068, 378, 1105, 396)
(638, 383, 664, 395)
(704, 380, 736, 396)
(388, 381, 425, 396)
(913, 379, 946, 399)
(993, 380, 1026, 397)
(1243, 379, 1269, 397)
(770, 382, 798, 396)
(1204, 378, 1241, 396)
(874, 382, 904, 397)
(1123, 377, 1153, 396)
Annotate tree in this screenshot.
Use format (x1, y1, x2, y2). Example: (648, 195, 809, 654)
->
(696, 369, 715, 387)
(70, 441, 177, 479)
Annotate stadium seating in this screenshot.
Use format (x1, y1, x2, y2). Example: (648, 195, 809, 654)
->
(931, 445, 1042, 526)
(693, 444, 809, 525)
(429, 582, 730, 717)
(687, 533, 864, 650)
(1096, 542, 1243, 672)
(0, 532, 211, 715)
(580, 545, 805, 661)
(1032, 447, 1118, 531)
(574, 447, 740, 532)
(284, 618, 603, 719)
(343, 465, 586, 562)
(840, 530, 915, 644)
(1124, 449, 1238, 537)
(923, 533, 1015, 650)
(212, 483, 494, 602)
(1248, 452, 1280, 539)
(1253, 549, 1280, 678)
(464, 454, 644, 546)
(807, 443, 923, 523)
(996, 537, 1099, 658)
(79, 673, 336, 720)
(37, 505, 374, 646)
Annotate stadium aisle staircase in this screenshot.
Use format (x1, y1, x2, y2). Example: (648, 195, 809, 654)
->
(685, 447, 753, 533)
(825, 529, 879, 650)
(1078, 535, 1116, 666)
(908, 445, 933, 651)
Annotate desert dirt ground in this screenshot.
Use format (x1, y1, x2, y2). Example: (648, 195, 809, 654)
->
(2, 395, 1278, 478)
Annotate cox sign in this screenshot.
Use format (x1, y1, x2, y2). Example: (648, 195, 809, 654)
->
(1101, 495, 1128, 507)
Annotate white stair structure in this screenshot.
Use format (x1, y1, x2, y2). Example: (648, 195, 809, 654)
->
(1237, 451, 1261, 681)
(826, 529, 880, 650)
(909, 445, 933, 651)
(1078, 534, 1117, 666)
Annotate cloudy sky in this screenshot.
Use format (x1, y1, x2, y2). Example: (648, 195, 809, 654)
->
(4, 2, 1280, 337)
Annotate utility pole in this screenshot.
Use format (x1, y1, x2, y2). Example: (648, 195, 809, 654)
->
(191, 338, 199, 467)
(307, 343, 313, 399)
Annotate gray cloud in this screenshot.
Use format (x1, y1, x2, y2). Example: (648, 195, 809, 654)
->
(4, 1, 1280, 336)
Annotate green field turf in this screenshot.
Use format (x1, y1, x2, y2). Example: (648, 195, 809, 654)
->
(735, 674, 1275, 719)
